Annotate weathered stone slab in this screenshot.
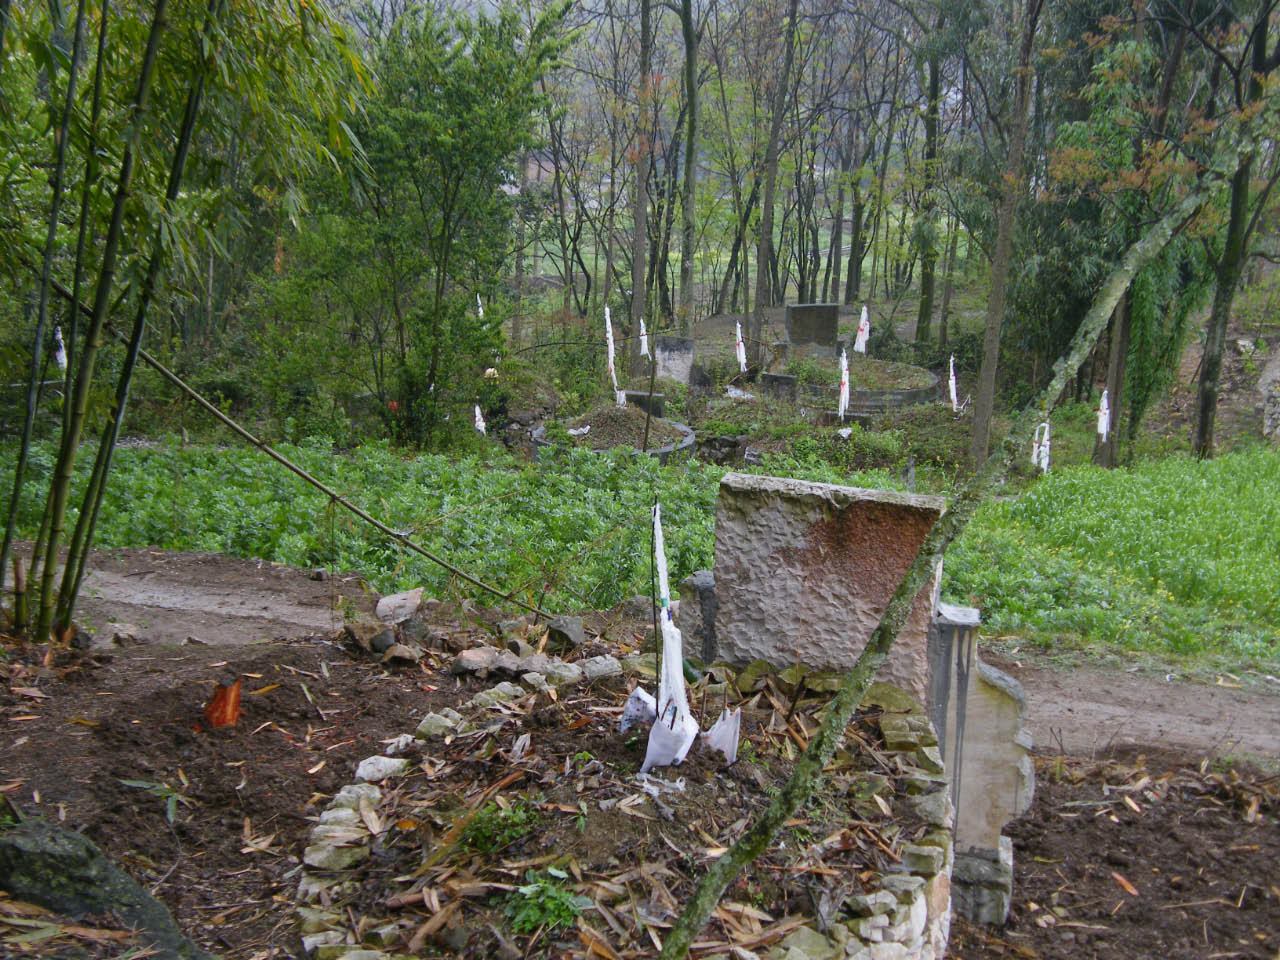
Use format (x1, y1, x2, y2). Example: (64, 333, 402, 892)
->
(677, 570, 717, 663)
(784, 303, 840, 347)
(709, 473, 944, 706)
(654, 335, 695, 384)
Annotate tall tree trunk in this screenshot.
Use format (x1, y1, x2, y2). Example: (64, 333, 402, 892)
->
(938, 220, 958, 348)
(512, 153, 528, 346)
(1093, 293, 1129, 467)
(1193, 158, 1251, 458)
(845, 178, 863, 303)
(747, 0, 799, 366)
(969, 0, 1042, 466)
(915, 45, 942, 341)
(677, 0, 697, 331)
(629, 0, 653, 374)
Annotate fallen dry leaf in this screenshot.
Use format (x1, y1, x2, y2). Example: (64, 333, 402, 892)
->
(1111, 871, 1139, 896)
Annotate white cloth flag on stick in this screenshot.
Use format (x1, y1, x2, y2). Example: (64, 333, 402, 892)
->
(604, 307, 625, 407)
(53, 326, 67, 374)
(641, 503, 699, 773)
(1096, 389, 1110, 442)
(474, 404, 486, 435)
(854, 305, 870, 354)
(735, 321, 747, 373)
(948, 355, 958, 412)
(838, 348, 849, 422)
(639, 317, 650, 359)
(476, 294, 483, 319)
(1032, 421, 1050, 473)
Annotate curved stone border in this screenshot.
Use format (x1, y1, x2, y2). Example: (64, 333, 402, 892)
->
(800, 369, 940, 416)
(532, 417, 695, 464)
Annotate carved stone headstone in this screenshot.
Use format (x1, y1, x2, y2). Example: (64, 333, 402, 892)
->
(708, 473, 943, 707)
(784, 303, 839, 349)
(654, 335, 695, 384)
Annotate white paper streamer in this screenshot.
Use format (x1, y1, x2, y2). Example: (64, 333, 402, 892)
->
(948, 355, 958, 412)
(476, 294, 483, 319)
(639, 316, 650, 359)
(1097, 389, 1110, 442)
(837, 348, 849, 422)
(53, 325, 67, 374)
(641, 503, 698, 773)
(474, 404, 486, 435)
(735, 321, 747, 373)
(604, 307, 619, 394)
(1032, 421, 1050, 473)
(616, 390, 627, 408)
(854, 305, 870, 353)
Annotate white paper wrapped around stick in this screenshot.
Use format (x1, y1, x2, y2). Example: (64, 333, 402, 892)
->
(639, 317, 650, 359)
(641, 503, 698, 773)
(616, 389, 627, 408)
(837, 348, 849, 422)
(854, 305, 870, 354)
(1097, 389, 1110, 442)
(474, 404, 486, 435)
(1032, 421, 1050, 473)
(948, 355, 958, 412)
(53, 325, 67, 374)
(604, 308, 619, 392)
(735, 321, 747, 373)
(476, 293, 483, 319)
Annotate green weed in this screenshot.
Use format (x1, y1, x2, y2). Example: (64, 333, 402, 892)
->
(461, 798, 540, 854)
(504, 869, 592, 933)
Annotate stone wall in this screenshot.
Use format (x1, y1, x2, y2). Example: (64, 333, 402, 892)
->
(771, 696, 953, 960)
(707, 473, 944, 707)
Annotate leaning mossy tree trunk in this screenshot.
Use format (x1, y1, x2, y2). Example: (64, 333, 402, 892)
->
(657, 126, 1255, 960)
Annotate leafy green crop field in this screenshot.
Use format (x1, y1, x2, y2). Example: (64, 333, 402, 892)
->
(945, 447, 1280, 670)
(4, 439, 1276, 671)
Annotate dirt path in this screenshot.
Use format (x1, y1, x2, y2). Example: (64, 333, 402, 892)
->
(50, 545, 377, 645)
(983, 651, 1280, 762)
(53, 546, 1280, 760)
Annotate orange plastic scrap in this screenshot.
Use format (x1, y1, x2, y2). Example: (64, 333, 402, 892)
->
(203, 678, 243, 729)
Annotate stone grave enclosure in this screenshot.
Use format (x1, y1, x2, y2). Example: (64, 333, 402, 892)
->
(679, 472, 1033, 927)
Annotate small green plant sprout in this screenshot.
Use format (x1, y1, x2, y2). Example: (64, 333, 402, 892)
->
(504, 868, 593, 933)
(118, 779, 194, 824)
(460, 797, 540, 853)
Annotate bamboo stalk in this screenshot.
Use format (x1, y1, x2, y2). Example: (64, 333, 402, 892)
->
(33, 0, 170, 642)
(0, 0, 89, 595)
(57, 0, 223, 629)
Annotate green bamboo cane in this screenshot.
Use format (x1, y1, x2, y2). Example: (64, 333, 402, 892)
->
(34, 0, 169, 642)
(57, 0, 222, 628)
(0, 0, 87, 596)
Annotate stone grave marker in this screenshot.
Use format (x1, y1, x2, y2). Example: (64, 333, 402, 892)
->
(784, 303, 839, 349)
(654, 335, 695, 384)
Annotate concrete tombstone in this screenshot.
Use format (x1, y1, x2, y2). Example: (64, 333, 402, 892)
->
(654, 335, 695, 384)
(708, 472, 944, 707)
(784, 303, 840, 348)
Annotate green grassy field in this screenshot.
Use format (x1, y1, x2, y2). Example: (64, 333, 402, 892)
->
(3, 438, 1276, 673)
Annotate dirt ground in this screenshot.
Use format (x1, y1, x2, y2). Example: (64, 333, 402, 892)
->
(2, 549, 1278, 959)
